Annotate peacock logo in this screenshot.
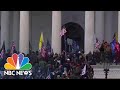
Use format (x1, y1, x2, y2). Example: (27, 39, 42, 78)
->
(4, 53, 32, 70)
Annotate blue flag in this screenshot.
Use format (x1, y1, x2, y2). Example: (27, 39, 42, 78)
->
(110, 39, 116, 55)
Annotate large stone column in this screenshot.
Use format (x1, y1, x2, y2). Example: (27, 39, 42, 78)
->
(1, 11, 10, 50)
(104, 11, 113, 43)
(12, 11, 20, 51)
(95, 11, 105, 43)
(118, 11, 120, 43)
(52, 11, 61, 54)
(19, 11, 29, 54)
(84, 11, 95, 54)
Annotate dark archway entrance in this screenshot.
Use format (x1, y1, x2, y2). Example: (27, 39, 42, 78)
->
(61, 22, 84, 53)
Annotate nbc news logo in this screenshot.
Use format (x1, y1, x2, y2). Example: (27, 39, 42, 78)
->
(4, 53, 32, 76)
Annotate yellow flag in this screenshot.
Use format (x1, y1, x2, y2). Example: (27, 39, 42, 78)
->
(39, 32, 44, 50)
(115, 32, 118, 42)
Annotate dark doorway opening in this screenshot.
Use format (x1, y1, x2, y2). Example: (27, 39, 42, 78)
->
(61, 22, 84, 53)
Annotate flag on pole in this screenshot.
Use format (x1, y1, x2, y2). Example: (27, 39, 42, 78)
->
(0, 41, 5, 59)
(95, 38, 101, 49)
(113, 33, 115, 39)
(60, 27, 67, 37)
(113, 32, 118, 42)
(0, 49, 5, 59)
(115, 32, 118, 42)
(111, 32, 117, 49)
(41, 43, 46, 58)
(10, 41, 16, 55)
(93, 34, 100, 48)
(111, 35, 116, 55)
(39, 32, 44, 51)
(0, 41, 5, 52)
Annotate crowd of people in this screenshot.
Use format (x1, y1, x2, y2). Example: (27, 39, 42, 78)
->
(0, 49, 94, 79)
(93, 38, 120, 65)
(0, 34, 120, 79)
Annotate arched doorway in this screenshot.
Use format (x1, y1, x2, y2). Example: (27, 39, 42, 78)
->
(61, 22, 84, 53)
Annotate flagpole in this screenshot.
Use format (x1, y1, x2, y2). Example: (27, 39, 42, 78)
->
(60, 27, 67, 60)
(64, 34, 67, 60)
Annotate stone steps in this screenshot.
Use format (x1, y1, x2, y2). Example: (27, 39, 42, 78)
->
(91, 64, 120, 69)
(92, 65, 120, 79)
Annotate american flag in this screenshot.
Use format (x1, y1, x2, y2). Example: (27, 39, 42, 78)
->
(94, 38, 101, 49)
(60, 27, 67, 37)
